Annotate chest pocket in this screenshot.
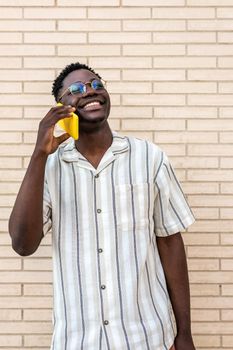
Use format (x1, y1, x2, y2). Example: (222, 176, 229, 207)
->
(115, 183, 153, 231)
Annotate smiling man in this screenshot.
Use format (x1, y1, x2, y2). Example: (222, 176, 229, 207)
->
(9, 62, 195, 350)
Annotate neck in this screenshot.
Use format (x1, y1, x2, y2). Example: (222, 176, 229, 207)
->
(75, 122, 113, 157)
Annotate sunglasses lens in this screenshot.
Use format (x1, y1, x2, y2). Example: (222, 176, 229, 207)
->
(92, 79, 104, 90)
(70, 82, 85, 95)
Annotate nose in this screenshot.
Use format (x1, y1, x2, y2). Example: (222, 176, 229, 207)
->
(82, 83, 97, 97)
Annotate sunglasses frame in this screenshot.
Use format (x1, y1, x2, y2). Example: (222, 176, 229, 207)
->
(58, 78, 106, 102)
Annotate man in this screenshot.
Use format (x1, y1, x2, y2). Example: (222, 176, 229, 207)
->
(9, 62, 195, 350)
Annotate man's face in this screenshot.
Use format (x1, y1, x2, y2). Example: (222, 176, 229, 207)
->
(59, 69, 111, 131)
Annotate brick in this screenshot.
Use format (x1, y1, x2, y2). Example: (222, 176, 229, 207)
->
(219, 8, 233, 18)
(23, 132, 37, 144)
(110, 106, 153, 118)
(153, 81, 217, 94)
(189, 195, 233, 207)
(188, 69, 233, 81)
(183, 233, 219, 245)
(89, 32, 151, 44)
(0, 246, 20, 258)
(0, 133, 22, 144)
(109, 119, 120, 131)
(190, 0, 233, 3)
(154, 107, 217, 118)
(58, 44, 120, 57)
(0, 20, 55, 31)
(0, 33, 22, 43)
(174, 157, 218, 169)
(153, 32, 215, 43)
(58, 0, 118, 4)
(219, 82, 233, 92)
(220, 107, 233, 117)
(123, 94, 185, 106)
(0, 208, 11, 220)
(0, 284, 21, 297)
(24, 7, 86, 19)
(0, 107, 22, 119)
(192, 310, 220, 322)
(182, 183, 219, 194)
(123, 0, 184, 4)
(0, 82, 22, 93)
(0, 0, 54, 4)
(0, 119, 40, 132)
(188, 94, 233, 106)
(0, 58, 22, 70)
(24, 32, 86, 44)
(0, 195, 17, 206)
(0, 94, 53, 106)
(0, 44, 55, 56)
(220, 234, 233, 245)
(189, 119, 233, 131)
(0, 321, 52, 334)
(0, 8, 22, 18)
(122, 119, 185, 131)
(123, 69, 185, 81)
(24, 107, 55, 119)
(0, 70, 54, 81)
(89, 57, 152, 69)
(0, 234, 12, 244)
(223, 335, 233, 347)
(188, 246, 233, 258)
(221, 209, 233, 219)
(123, 19, 185, 31)
(188, 258, 219, 271)
(152, 8, 215, 19)
(23, 258, 52, 271)
(221, 158, 233, 168)
(154, 132, 218, 144)
(88, 8, 150, 19)
(193, 335, 220, 347)
(24, 309, 52, 321)
(107, 82, 152, 94)
(58, 20, 120, 31)
(0, 259, 21, 270)
(0, 335, 21, 346)
(0, 271, 52, 283)
(123, 44, 185, 56)
(190, 284, 220, 296)
(221, 183, 233, 194)
(188, 44, 233, 56)
(0, 183, 20, 195)
(154, 57, 216, 69)
(24, 335, 51, 346)
(192, 208, 219, 220)
(188, 145, 233, 156)
(23, 284, 53, 296)
(156, 144, 186, 156)
(190, 273, 233, 284)
(222, 310, 233, 321)
(24, 57, 83, 69)
(222, 285, 233, 296)
(222, 259, 233, 270)
(188, 19, 233, 31)
(0, 296, 52, 309)
(219, 32, 233, 43)
(122, 131, 153, 142)
(24, 82, 51, 94)
(0, 310, 21, 321)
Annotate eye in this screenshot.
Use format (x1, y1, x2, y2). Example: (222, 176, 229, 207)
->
(92, 79, 104, 90)
(69, 83, 84, 94)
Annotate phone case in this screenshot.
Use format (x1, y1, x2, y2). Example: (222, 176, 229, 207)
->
(56, 102, 79, 140)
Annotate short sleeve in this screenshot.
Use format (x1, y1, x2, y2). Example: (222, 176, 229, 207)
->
(43, 177, 52, 237)
(154, 152, 195, 237)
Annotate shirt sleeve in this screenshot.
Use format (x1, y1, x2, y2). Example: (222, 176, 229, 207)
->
(154, 152, 195, 237)
(43, 177, 52, 237)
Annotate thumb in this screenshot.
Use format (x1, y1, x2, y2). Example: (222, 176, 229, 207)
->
(56, 132, 70, 145)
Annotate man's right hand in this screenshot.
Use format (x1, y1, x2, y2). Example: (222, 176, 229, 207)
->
(34, 104, 76, 156)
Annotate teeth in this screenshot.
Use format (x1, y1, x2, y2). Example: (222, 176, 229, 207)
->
(84, 101, 100, 109)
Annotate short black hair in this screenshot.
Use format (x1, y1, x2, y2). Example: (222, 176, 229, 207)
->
(52, 62, 102, 101)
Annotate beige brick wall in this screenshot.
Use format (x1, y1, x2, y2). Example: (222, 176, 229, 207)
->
(0, 0, 233, 349)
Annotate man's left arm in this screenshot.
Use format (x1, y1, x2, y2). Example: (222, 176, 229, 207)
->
(157, 232, 196, 350)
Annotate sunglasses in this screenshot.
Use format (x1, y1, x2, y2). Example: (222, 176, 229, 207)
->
(58, 79, 106, 101)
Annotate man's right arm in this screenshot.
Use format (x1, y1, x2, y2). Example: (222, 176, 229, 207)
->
(8, 105, 75, 256)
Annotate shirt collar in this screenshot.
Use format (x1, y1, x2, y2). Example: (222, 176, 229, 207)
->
(61, 131, 129, 164)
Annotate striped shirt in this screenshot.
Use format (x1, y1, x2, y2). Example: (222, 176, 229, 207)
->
(43, 132, 195, 350)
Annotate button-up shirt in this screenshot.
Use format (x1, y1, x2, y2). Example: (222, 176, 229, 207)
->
(43, 132, 195, 350)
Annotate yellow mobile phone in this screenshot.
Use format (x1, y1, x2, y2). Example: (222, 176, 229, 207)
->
(56, 102, 79, 140)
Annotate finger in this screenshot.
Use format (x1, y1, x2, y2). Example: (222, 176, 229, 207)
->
(55, 132, 71, 145)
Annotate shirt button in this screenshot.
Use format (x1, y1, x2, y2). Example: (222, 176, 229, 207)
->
(95, 174, 99, 178)
(101, 285, 106, 290)
(104, 320, 109, 325)
(98, 248, 103, 253)
(97, 209, 102, 214)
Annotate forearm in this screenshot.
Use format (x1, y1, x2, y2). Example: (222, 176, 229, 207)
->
(9, 150, 48, 256)
(156, 232, 192, 336)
